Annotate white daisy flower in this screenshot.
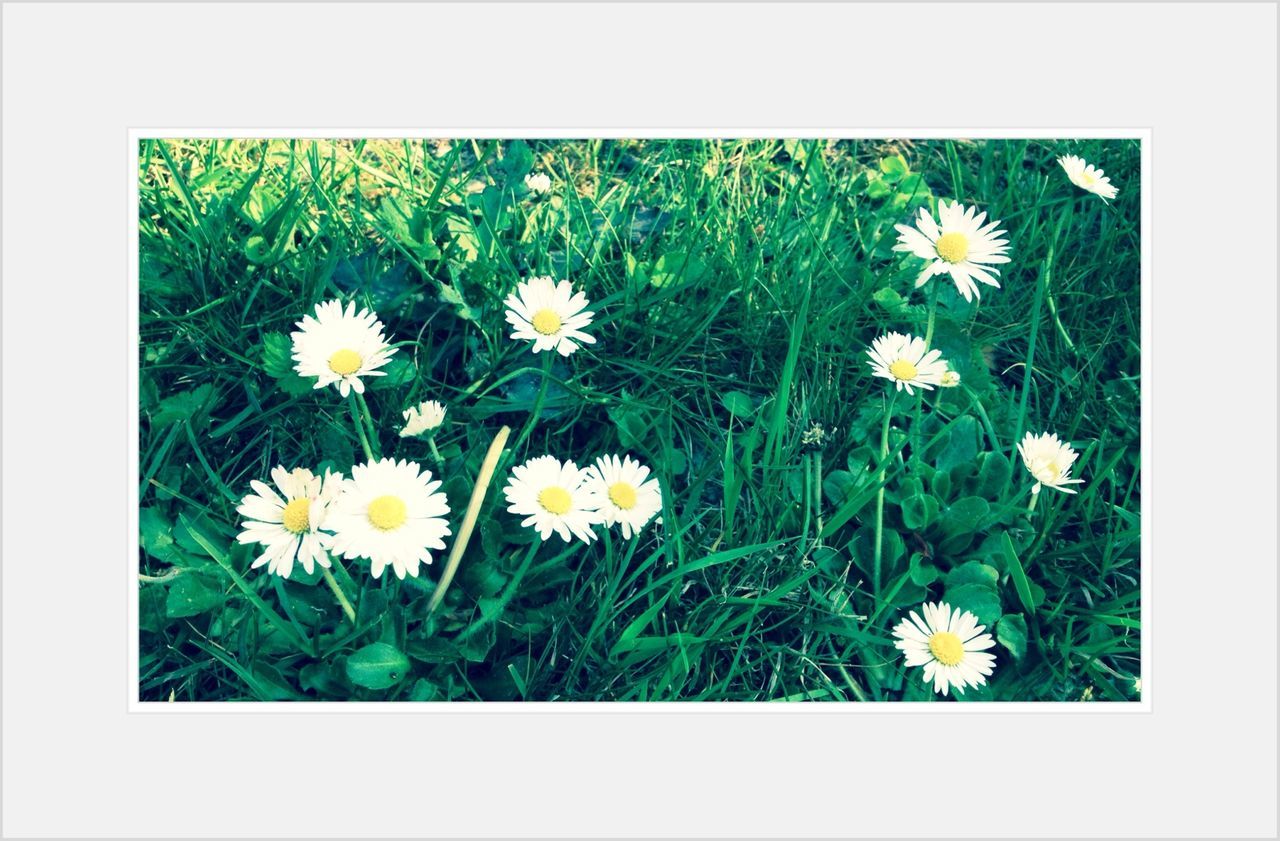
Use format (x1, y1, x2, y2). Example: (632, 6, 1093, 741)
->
(584, 454, 663, 539)
(325, 458, 451, 580)
(400, 400, 447, 438)
(1017, 431, 1085, 495)
(1058, 154, 1119, 202)
(235, 466, 342, 579)
(893, 200, 1011, 302)
(940, 370, 962, 388)
(503, 455, 603, 544)
(290, 299, 397, 397)
(504, 276, 597, 356)
(524, 171, 552, 194)
(893, 601, 997, 697)
(866, 332, 948, 395)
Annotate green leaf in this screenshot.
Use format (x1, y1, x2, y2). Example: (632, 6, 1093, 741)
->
(976, 451, 1012, 499)
(165, 574, 223, 618)
(260, 332, 312, 395)
(650, 251, 707, 289)
(355, 589, 389, 626)
(901, 494, 939, 530)
(1000, 531, 1037, 616)
(879, 154, 909, 183)
(865, 176, 891, 199)
(822, 470, 857, 507)
(939, 496, 990, 537)
(944, 560, 999, 591)
(944, 582, 1002, 627)
(368, 355, 416, 391)
(500, 139, 535, 180)
(140, 507, 179, 563)
(932, 415, 979, 474)
(345, 642, 411, 690)
(152, 384, 216, 430)
(996, 613, 1028, 660)
(907, 552, 939, 586)
(720, 390, 755, 417)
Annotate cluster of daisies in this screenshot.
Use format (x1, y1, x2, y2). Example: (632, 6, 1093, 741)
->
(237, 272, 660, 582)
(871, 153, 1110, 696)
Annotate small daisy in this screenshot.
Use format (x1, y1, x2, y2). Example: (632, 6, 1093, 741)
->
(291, 299, 397, 397)
(400, 400, 447, 438)
(893, 602, 997, 697)
(524, 171, 552, 194)
(1017, 431, 1085, 495)
(235, 466, 342, 579)
(325, 458, 451, 580)
(894, 200, 1011, 302)
(504, 455, 602, 544)
(1058, 154, 1119, 202)
(584, 454, 663, 539)
(940, 369, 961, 388)
(866, 332, 948, 395)
(504, 276, 597, 356)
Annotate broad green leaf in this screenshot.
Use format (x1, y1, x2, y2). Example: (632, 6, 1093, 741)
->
(720, 390, 755, 416)
(879, 153, 909, 183)
(939, 496, 990, 537)
(140, 507, 178, 563)
(996, 613, 1028, 660)
(944, 582, 1002, 627)
(901, 494, 939, 530)
(152, 384, 216, 430)
(976, 451, 1012, 499)
(822, 470, 856, 506)
(165, 574, 223, 618)
(260, 332, 313, 395)
(345, 642, 410, 690)
(944, 560, 999, 591)
(500, 139, 535, 180)
(932, 415, 979, 474)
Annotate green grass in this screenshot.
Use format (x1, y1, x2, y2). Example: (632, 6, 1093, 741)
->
(138, 137, 1141, 702)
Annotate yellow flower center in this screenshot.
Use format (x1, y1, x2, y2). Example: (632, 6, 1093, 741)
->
(538, 486, 572, 515)
(367, 495, 407, 531)
(281, 498, 311, 534)
(928, 631, 965, 666)
(328, 348, 362, 376)
(888, 359, 918, 381)
(531, 308, 562, 336)
(1079, 171, 1097, 186)
(935, 232, 969, 263)
(608, 481, 638, 510)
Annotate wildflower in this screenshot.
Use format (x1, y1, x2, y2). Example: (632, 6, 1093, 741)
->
(892, 602, 997, 696)
(325, 458, 451, 580)
(400, 400, 447, 438)
(1018, 431, 1085, 495)
(235, 466, 342, 578)
(503, 276, 596, 356)
(524, 171, 552, 194)
(290, 300, 396, 397)
(893, 200, 1011, 302)
(1058, 154, 1118, 202)
(940, 370, 961, 388)
(866, 332, 948, 395)
(503, 455, 602, 544)
(584, 454, 662, 539)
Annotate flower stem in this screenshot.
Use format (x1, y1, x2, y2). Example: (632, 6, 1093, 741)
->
(456, 541, 539, 643)
(923, 280, 940, 348)
(1027, 487, 1040, 515)
(427, 435, 444, 465)
(425, 425, 512, 618)
(511, 354, 554, 457)
(872, 390, 897, 599)
(348, 394, 375, 462)
(321, 567, 356, 624)
(355, 391, 382, 460)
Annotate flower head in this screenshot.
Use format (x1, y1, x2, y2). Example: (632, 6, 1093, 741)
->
(325, 458, 451, 580)
(236, 466, 342, 578)
(524, 171, 552, 194)
(291, 300, 396, 397)
(893, 602, 997, 696)
(400, 400, 447, 438)
(940, 369, 961, 388)
(584, 454, 662, 539)
(1058, 154, 1118, 202)
(894, 200, 1011, 302)
(866, 332, 948, 395)
(503, 455, 602, 544)
(1017, 431, 1085, 495)
(504, 276, 596, 356)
